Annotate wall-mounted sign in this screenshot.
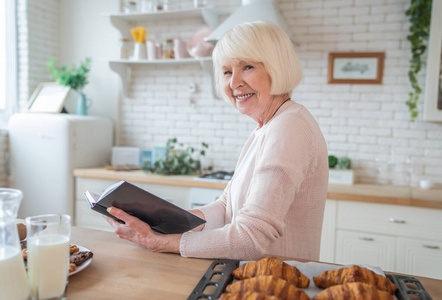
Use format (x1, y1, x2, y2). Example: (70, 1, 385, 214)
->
(328, 52, 385, 84)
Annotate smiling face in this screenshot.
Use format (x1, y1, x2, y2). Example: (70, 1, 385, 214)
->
(222, 60, 275, 123)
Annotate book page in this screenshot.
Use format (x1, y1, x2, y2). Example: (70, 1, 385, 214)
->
(99, 180, 126, 201)
(85, 191, 101, 207)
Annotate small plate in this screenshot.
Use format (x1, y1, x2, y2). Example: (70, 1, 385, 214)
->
(69, 245, 93, 276)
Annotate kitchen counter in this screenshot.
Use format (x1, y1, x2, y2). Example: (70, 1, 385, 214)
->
(73, 168, 442, 209)
(67, 226, 442, 299)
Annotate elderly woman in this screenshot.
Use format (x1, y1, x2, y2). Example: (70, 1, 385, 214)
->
(106, 21, 329, 261)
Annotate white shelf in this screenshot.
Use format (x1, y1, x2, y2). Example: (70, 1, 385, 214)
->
(105, 7, 225, 99)
(109, 57, 217, 98)
(109, 57, 211, 65)
(105, 7, 225, 39)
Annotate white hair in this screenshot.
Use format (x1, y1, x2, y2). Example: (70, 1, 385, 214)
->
(212, 21, 303, 102)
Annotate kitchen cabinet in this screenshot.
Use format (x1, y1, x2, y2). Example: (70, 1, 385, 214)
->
(329, 201, 442, 279)
(396, 237, 442, 279)
(104, 7, 226, 97)
(74, 177, 191, 231)
(319, 199, 336, 263)
(335, 230, 396, 271)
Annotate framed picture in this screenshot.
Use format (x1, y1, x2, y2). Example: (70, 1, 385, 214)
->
(27, 82, 71, 113)
(328, 52, 385, 84)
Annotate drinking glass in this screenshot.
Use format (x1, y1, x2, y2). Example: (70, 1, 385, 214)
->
(26, 214, 71, 300)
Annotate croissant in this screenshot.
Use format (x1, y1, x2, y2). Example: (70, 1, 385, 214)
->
(218, 291, 282, 300)
(233, 257, 310, 288)
(313, 265, 397, 294)
(312, 282, 396, 300)
(226, 275, 310, 300)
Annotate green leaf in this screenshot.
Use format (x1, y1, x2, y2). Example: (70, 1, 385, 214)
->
(405, 0, 432, 121)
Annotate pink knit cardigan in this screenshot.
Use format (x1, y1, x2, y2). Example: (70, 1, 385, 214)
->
(180, 101, 329, 260)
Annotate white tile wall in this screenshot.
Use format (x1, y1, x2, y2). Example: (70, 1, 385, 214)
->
(2, 0, 442, 187)
(115, 0, 442, 186)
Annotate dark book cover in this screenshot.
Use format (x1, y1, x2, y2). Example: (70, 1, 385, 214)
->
(85, 181, 205, 234)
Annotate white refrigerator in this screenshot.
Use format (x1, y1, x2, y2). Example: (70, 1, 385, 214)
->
(8, 113, 113, 219)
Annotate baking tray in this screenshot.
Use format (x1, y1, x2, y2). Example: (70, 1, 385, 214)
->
(187, 259, 239, 300)
(188, 260, 433, 300)
(386, 274, 433, 300)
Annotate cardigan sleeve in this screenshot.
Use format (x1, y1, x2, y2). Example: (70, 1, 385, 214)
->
(180, 111, 318, 260)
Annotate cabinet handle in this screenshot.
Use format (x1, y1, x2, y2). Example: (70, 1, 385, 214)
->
(358, 236, 374, 241)
(422, 244, 440, 250)
(388, 218, 406, 224)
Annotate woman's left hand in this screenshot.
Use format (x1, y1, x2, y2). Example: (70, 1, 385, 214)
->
(105, 206, 181, 254)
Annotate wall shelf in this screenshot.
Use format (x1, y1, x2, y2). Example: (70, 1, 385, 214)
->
(109, 57, 218, 98)
(104, 7, 225, 39)
(105, 7, 225, 99)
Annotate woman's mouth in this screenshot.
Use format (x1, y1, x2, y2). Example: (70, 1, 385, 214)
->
(236, 93, 254, 101)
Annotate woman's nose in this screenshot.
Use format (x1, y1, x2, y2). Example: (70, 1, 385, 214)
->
(230, 72, 244, 89)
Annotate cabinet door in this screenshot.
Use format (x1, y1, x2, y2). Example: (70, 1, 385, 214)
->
(335, 230, 396, 272)
(320, 199, 337, 263)
(396, 237, 442, 279)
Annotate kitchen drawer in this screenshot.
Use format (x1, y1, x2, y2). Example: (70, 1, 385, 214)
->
(396, 237, 442, 279)
(336, 201, 442, 241)
(335, 229, 396, 272)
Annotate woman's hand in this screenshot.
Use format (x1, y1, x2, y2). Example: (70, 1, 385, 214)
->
(105, 206, 181, 254)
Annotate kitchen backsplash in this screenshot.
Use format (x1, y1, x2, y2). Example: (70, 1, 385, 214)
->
(5, 0, 442, 187)
(118, 0, 442, 186)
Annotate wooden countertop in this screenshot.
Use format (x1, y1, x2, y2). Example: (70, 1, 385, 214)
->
(67, 226, 442, 299)
(73, 168, 442, 210)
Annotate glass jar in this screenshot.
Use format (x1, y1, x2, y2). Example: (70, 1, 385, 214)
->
(119, 38, 131, 59)
(124, 0, 137, 13)
(162, 39, 175, 59)
(0, 188, 30, 300)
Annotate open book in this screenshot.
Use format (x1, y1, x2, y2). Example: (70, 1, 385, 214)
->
(85, 180, 205, 234)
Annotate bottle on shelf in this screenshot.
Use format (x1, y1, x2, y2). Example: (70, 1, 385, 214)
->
(162, 39, 175, 59)
(119, 38, 131, 59)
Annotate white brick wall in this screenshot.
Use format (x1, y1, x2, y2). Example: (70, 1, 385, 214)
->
(1, 0, 441, 187)
(117, 0, 442, 186)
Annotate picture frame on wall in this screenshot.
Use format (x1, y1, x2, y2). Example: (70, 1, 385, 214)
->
(328, 52, 385, 84)
(27, 82, 71, 113)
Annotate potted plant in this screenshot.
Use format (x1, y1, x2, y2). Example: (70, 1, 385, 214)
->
(46, 57, 92, 115)
(145, 138, 212, 175)
(328, 155, 354, 185)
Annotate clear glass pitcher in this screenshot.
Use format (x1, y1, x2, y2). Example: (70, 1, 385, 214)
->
(0, 188, 31, 300)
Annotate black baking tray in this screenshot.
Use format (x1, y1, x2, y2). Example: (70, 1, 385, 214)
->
(187, 259, 239, 300)
(386, 274, 433, 300)
(188, 260, 434, 300)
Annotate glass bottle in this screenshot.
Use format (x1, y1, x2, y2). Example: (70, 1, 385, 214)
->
(119, 38, 131, 60)
(0, 188, 30, 300)
(162, 39, 175, 59)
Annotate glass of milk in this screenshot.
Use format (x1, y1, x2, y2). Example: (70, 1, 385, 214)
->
(0, 188, 30, 300)
(26, 214, 71, 300)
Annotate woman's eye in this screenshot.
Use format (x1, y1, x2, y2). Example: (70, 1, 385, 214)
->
(223, 71, 232, 76)
(244, 65, 253, 70)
